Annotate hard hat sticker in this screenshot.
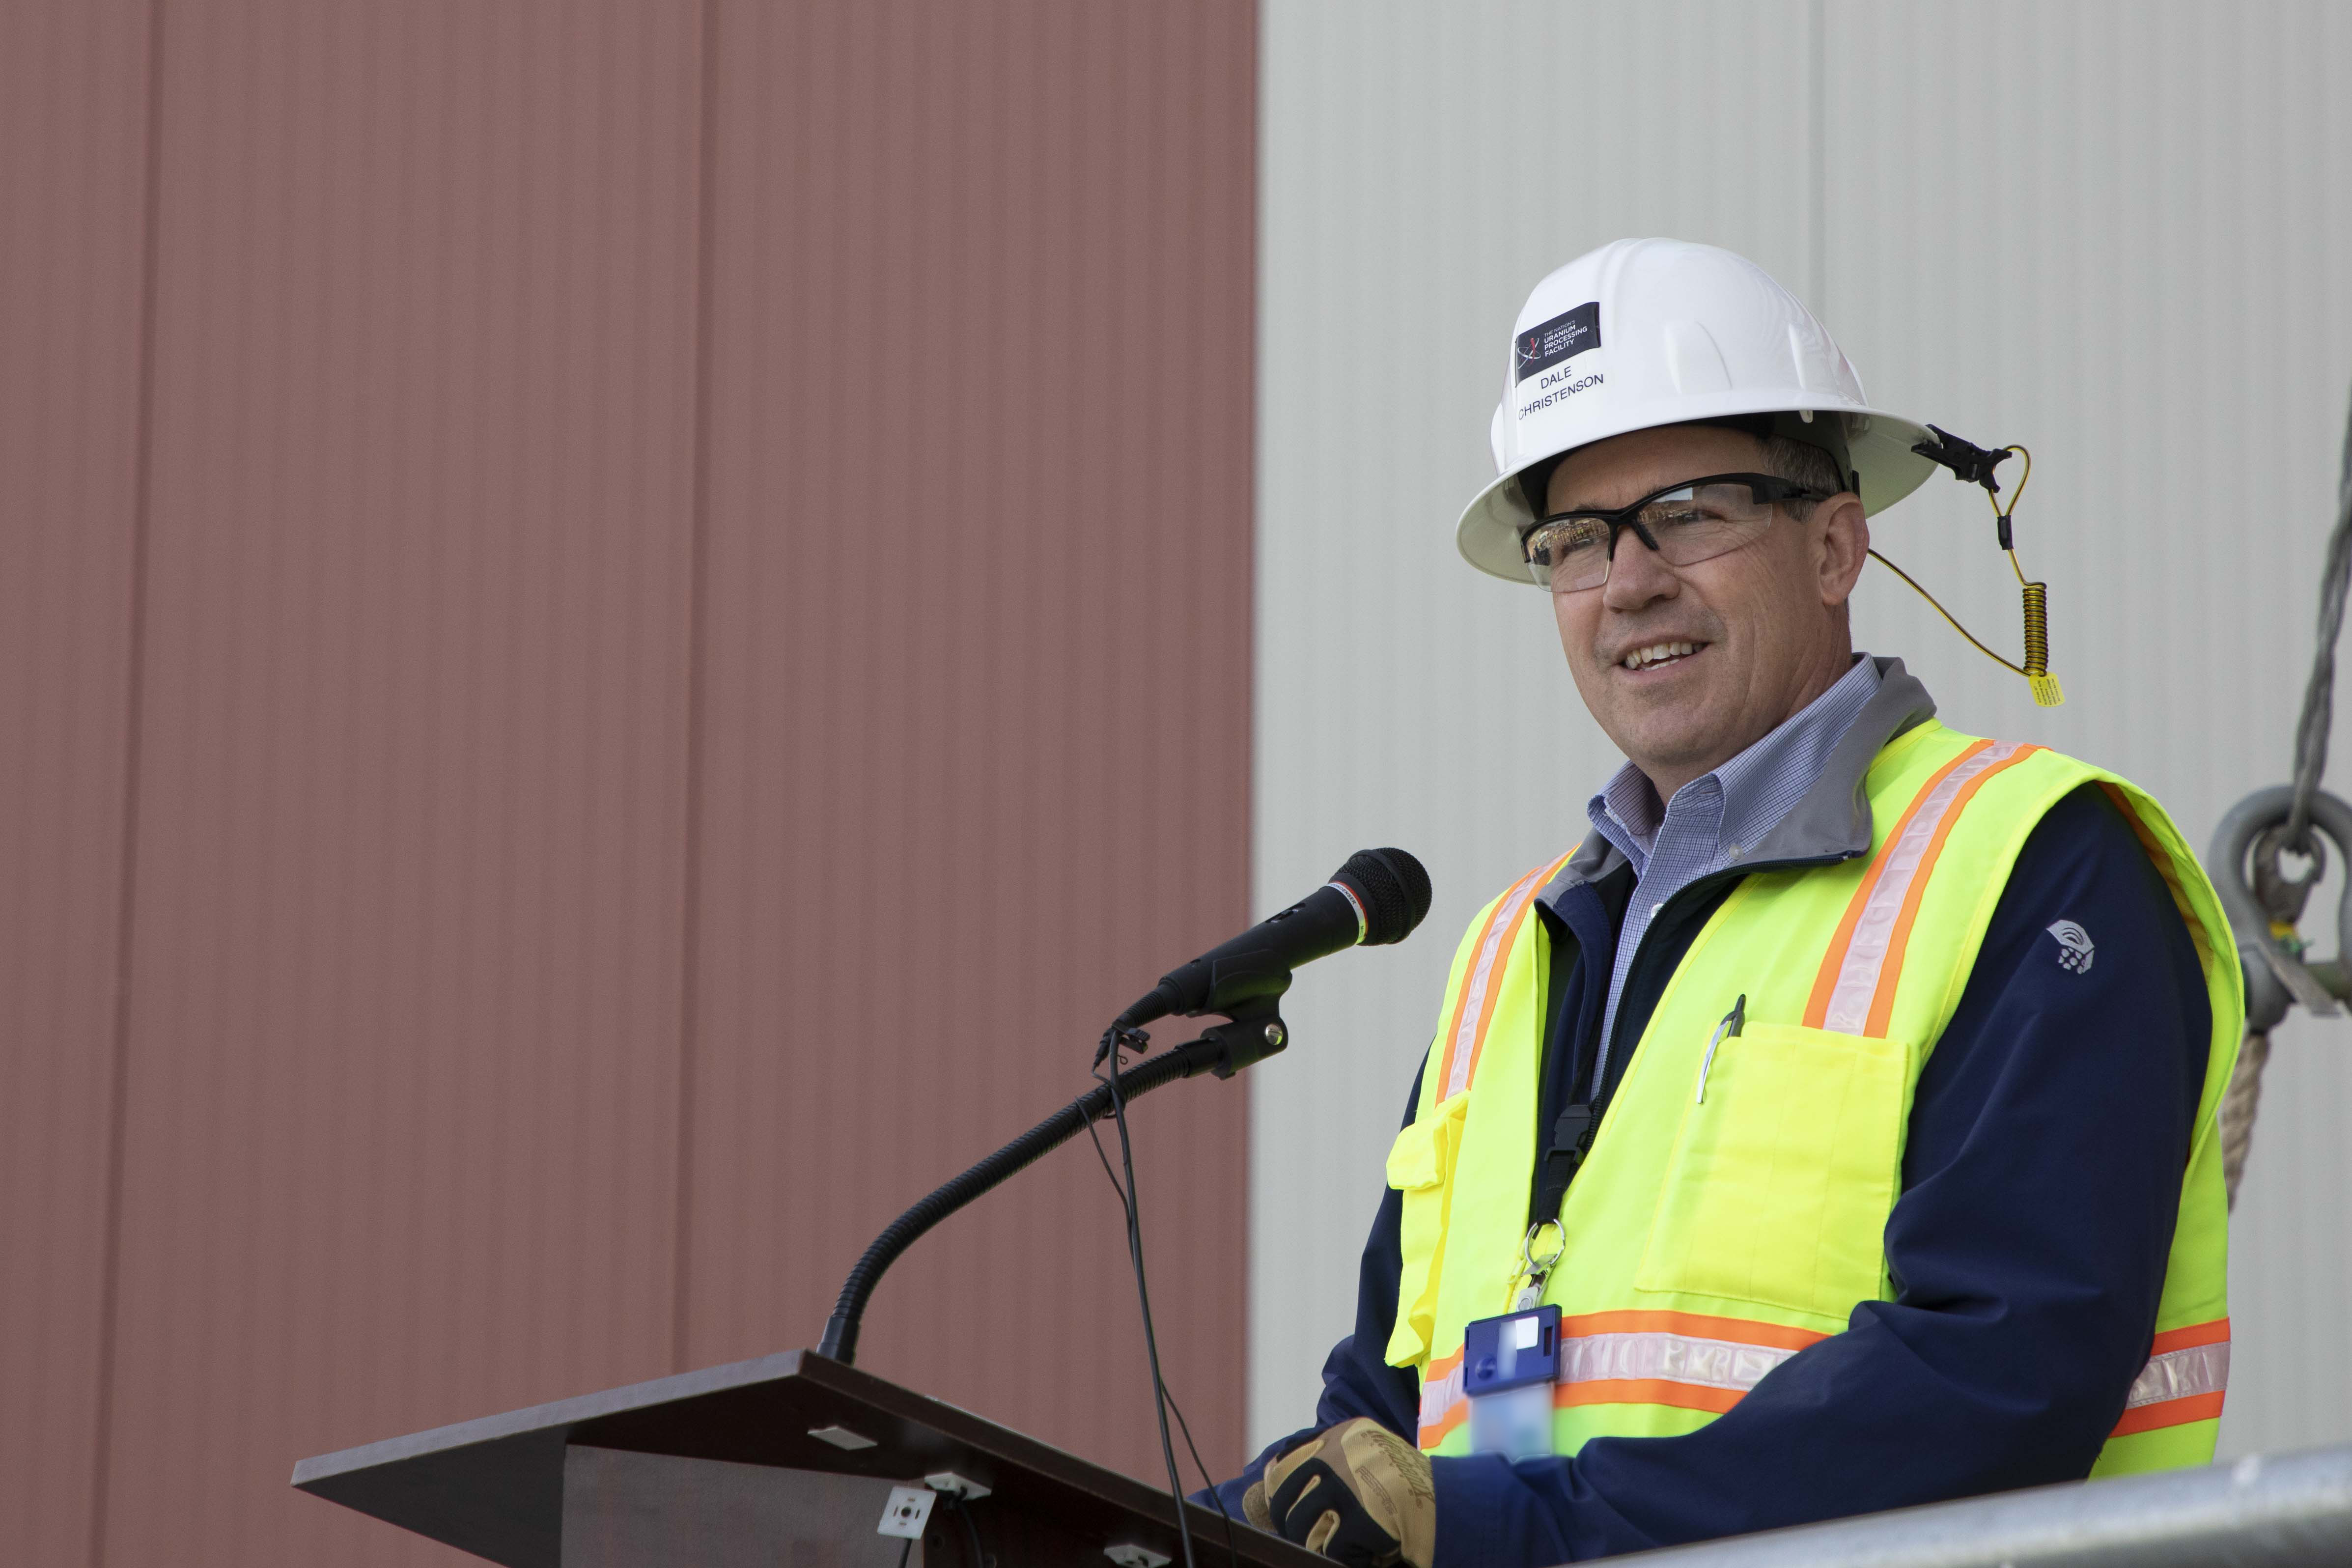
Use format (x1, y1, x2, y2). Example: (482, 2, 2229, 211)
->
(1513, 302, 1601, 383)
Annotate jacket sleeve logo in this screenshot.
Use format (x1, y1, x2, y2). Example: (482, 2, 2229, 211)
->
(2045, 919, 2096, 974)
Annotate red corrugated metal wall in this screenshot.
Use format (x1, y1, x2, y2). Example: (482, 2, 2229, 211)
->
(0, 5, 154, 1564)
(0, 3, 1257, 1563)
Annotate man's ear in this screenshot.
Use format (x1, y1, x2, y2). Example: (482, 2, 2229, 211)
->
(1815, 494, 1870, 608)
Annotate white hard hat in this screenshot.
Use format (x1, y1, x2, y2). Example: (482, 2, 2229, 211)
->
(1457, 237, 1939, 584)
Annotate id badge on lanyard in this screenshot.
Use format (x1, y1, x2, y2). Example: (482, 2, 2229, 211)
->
(1460, 1304, 1561, 1462)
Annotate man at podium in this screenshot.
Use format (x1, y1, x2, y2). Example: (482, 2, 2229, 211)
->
(1208, 241, 2240, 1565)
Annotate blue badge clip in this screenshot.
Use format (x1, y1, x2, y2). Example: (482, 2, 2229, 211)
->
(1462, 1304, 1562, 1396)
(1461, 1304, 1563, 1461)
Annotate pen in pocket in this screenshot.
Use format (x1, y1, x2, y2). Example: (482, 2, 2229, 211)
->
(1696, 992, 1746, 1104)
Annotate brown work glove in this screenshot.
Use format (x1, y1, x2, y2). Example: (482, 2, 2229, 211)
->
(1241, 1417, 1435, 1568)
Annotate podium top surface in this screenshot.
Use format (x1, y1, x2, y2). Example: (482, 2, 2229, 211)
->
(293, 1348, 1321, 1568)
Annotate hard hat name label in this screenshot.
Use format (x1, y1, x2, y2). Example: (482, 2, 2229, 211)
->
(1519, 370, 1605, 415)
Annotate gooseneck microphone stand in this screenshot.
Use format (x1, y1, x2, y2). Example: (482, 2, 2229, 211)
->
(816, 999, 1287, 1366)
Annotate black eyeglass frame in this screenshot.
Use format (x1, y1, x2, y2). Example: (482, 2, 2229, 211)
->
(1518, 471, 1837, 586)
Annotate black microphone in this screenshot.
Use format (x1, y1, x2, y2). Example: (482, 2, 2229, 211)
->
(1113, 847, 1432, 1031)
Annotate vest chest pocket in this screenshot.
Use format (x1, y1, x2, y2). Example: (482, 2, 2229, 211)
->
(1633, 1022, 1915, 1323)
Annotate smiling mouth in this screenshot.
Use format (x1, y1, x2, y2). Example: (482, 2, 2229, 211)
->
(1618, 640, 1706, 672)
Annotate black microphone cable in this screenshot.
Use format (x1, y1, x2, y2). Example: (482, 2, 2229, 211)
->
(940, 1490, 987, 1568)
(1090, 1025, 1241, 1568)
(1090, 1140, 1242, 1568)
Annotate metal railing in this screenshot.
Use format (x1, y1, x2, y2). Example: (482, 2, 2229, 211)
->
(1604, 1446, 2352, 1568)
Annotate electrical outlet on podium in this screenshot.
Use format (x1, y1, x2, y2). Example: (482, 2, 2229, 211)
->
(878, 1485, 935, 1540)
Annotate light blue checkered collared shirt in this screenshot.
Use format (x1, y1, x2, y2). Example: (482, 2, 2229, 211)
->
(1584, 653, 1882, 1074)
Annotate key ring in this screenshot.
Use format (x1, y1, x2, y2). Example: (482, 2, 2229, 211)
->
(1520, 1221, 1566, 1277)
(1512, 1220, 1566, 1305)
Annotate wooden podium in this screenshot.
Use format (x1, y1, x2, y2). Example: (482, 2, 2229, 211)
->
(293, 1347, 1323, 1568)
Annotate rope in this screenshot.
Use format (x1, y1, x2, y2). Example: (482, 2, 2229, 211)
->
(2220, 383, 2352, 1207)
(2221, 1029, 2271, 1211)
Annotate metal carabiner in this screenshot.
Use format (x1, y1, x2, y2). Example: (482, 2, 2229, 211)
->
(1512, 1220, 1567, 1309)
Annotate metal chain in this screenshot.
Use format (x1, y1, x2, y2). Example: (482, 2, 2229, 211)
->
(2284, 389, 2352, 855)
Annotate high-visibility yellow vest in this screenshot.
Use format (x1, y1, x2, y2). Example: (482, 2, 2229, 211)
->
(1385, 721, 2242, 1476)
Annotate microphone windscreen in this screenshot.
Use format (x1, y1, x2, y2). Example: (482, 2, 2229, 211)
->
(1331, 848, 1432, 946)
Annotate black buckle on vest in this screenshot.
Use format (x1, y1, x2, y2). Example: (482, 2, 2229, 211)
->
(1529, 1103, 1597, 1229)
(1549, 1103, 1595, 1167)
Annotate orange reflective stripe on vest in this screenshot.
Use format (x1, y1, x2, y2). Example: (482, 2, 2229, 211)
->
(1417, 1310, 1833, 1444)
(1546, 1310, 1829, 1414)
(1418, 1346, 1467, 1448)
(1433, 854, 1570, 1100)
(2112, 1318, 2230, 1436)
(1422, 1315, 2229, 1445)
(1806, 740, 2044, 1036)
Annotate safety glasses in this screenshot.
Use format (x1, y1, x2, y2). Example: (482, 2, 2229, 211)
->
(1519, 473, 1832, 592)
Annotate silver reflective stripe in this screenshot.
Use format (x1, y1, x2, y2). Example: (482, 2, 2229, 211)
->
(1418, 1360, 1465, 1432)
(1443, 863, 1551, 1097)
(1559, 1331, 1800, 1394)
(1424, 1328, 1801, 1440)
(1821, 741, 2027, 1034)
(2125, 1338, 2231, 1409)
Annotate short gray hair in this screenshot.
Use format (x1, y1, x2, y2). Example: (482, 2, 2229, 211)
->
(1762, 433, 1846, 520)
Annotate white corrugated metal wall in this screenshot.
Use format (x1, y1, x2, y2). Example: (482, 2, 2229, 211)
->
(1252, 0, 2352, 1461)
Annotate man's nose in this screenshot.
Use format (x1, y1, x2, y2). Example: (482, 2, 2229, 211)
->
(1601, 531, 1681, 610)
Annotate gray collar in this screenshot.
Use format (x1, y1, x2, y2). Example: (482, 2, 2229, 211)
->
(1539, 655, 1937, 908)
